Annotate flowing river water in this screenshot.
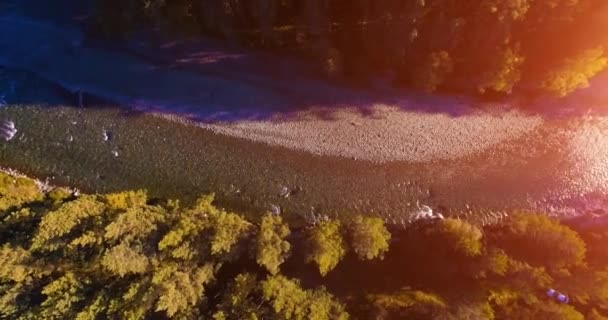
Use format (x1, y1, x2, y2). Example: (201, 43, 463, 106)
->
(1, 67, 607, 228)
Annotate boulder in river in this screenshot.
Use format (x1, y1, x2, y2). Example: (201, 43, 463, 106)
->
(0, 120, 17, 141)
(102, 129, 111, 142)
(270, 204, 281, 215)
(279, 186, 291, 198)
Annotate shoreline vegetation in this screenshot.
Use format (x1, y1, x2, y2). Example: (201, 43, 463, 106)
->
(1, 170, 608, 319)
(94, 0, 608, 99)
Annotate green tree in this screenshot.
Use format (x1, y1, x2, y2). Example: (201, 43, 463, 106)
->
(429, 218, 484, 257)
(101, 242, 150, 277)
(477, 46, 524, 94)
(208, 209, 252, 256)
(105, 190, 148, 211)
(494, 212, 586, 271)
(152, 263, 216, 317)
(47, 187, 72, 205)
(0, 172, 43, 212)
(213, 273, 262, 320)
(347, 215, 390, 260)
(412, 51, 454, 93)
(158, 194, 248, 261)
(256, 213, 291, 274)
(104, 205, 167, 242)
(30, 195, 107, 252)
(0, 245, 33, 283)
(261, 275, 349, 320)
(368, 288, 447, 319)
(39, 273, 87, 319)
(306, 220, 346, 276)
(75, 293, 108, 320)
(541, 47, 608, 97)
(494, 301, 584, 320)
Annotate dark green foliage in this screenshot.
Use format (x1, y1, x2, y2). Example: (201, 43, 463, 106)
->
(213, 273, 261, 319)
(95, 0, 608, 96)
(411, 51, 454, 93)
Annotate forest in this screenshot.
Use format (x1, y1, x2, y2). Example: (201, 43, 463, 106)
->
(1, 171, 608, 319)
(94, 0, 608, 97)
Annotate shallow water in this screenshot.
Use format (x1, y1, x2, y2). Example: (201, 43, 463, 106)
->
(0, 67, 607, 227)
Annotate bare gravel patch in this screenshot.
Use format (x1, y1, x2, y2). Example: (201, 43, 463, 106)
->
(204, 105, 544, 163)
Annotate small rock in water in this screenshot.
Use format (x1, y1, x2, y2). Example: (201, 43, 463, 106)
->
(279, 186, 291, 198)
(270, 204, 281, 215)
(102, 129, 111, 142)
(0, 120, 17, 141)
(227, 184, 241, 195)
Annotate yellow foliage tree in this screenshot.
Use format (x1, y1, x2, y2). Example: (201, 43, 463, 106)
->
(39, 273, 86, 319)
(478, 46, 524, 94)
(306, 220, 346, 276)
(152, 263, 215, 317)
(261, 275, 349, 320)
(0, 172, 43, 212)
(542, 47, 608, 97)
(347, 215, 390, 260)
(497, 212, 586, 271)
(31, 195, 106, 251)
(430, 218, 484, 257)
(256, 213, 291, 274)
(101, 242, 150, 277)
(105, 190, 148, 211)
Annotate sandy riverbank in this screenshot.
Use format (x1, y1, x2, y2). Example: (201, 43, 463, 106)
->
(201, 105, 544, 163)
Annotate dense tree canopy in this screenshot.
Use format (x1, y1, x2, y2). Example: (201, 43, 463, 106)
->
(95, 0, 608, 97)
(1, 171, 608, 319)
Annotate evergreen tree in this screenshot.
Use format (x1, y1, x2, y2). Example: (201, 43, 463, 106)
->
(306, 220, 346, 276)
(347, 215, 390, 260)
(256, 213, 291, 275)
